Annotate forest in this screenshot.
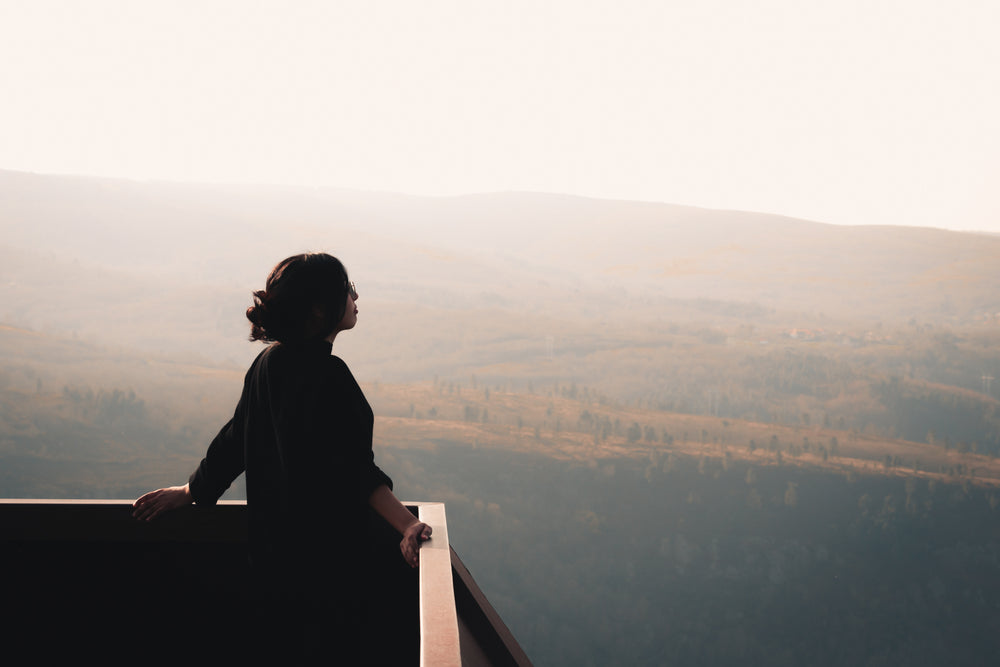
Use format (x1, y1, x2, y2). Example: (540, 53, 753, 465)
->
(2, 318, 1000, 665)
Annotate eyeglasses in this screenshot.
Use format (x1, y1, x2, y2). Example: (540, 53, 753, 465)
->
(347, 281, 358, 300)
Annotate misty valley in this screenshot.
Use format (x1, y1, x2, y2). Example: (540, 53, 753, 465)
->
(2, 171, 1000, 665)
(3, 313, 1000, 665)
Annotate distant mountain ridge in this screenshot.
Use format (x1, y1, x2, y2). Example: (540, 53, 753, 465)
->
(2, 169, 999, 366)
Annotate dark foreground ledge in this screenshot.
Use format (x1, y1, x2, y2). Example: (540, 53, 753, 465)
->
(0, 499, 531, 666)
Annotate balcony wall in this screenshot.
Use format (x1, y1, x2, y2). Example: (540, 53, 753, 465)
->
(0, 500, 531, 666)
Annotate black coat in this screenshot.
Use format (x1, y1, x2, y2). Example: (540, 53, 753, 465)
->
(188, 339, 393, 596)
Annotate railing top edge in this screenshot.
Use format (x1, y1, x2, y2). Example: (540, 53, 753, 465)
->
(417, 503, 462, 667)
(0, 498, 432, 507)
(0, 498, 247, 505)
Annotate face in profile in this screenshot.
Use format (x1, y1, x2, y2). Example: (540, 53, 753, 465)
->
(331, 281, 359, 336)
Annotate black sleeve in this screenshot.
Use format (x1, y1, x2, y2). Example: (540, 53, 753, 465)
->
(188, 414, 246, 506)
(362, 444, 393, 495)
(352, 448, 393, 501)
(335, 363, 393, 498)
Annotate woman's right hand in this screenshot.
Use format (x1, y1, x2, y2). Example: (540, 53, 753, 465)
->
(132, 483, 193, 521)
(400, 521, 432, 568)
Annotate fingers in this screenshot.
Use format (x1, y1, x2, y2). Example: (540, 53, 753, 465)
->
(400, 522, 432, 567)
(131, 487, 188, 521)
(136, 504, 158, 522)
(132, 490, 158, 520)
(132, 494, 162, 521)
(402, 537, 417, 568)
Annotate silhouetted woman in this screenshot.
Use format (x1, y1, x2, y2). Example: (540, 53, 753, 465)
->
(132, 253, 430, 662)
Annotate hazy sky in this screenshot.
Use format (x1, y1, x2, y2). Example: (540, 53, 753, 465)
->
(1, 0, 997, 231)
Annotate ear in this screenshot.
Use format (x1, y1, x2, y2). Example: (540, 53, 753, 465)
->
(305, 304, 333, 338)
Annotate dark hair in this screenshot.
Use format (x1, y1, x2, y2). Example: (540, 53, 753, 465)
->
(246, 253, 350, 344)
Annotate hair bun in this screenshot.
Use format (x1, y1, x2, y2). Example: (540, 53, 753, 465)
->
(246, 290, 273, 339)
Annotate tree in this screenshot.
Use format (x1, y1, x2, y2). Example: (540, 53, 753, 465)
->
(784, 482, 799, 508)
(627, 422, 642, 443)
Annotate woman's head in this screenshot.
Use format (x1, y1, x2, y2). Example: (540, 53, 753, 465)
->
(246, 253, 354, 344)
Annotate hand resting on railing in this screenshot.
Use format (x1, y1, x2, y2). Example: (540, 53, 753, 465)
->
(132, 483, 193, 522)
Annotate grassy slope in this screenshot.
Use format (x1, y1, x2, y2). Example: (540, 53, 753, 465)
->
(367, 380, 1000, 485)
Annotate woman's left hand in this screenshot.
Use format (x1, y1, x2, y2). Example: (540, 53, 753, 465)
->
(400, 521, 432, 568)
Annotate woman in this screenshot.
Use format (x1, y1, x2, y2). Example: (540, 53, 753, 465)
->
(132, 252, 430, 660)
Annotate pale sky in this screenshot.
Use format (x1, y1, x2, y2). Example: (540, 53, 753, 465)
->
(1, 0, 998, 231)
